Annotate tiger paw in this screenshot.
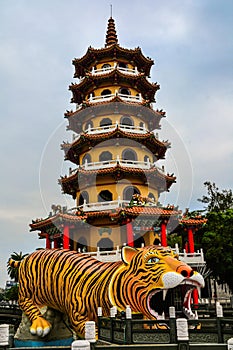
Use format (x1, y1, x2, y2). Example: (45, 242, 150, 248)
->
(30, 317, 52, 337)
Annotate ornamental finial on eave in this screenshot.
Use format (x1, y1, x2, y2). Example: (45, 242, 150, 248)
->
(105, 16, 118, 47)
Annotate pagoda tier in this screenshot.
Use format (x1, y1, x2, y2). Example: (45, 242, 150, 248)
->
(69, 69, 159, 105)
(61, 128, 170, 164)
(59, 164, 176, 197)
(65, 99, 166, 133)
(72, 45, 154, 78)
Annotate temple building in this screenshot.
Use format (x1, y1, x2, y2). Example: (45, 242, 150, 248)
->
(30, 17, 206, 262)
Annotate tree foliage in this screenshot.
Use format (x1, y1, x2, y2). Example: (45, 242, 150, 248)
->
(5, 285, 18, 301)
(198, 181, 233, 212)
(198, 182, 233, 292)
(7, 251, 28, 282)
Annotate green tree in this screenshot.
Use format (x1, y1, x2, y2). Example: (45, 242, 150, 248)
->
(5, 285, 18, 301)
(7, 251, 28, 282)
(198, 181, 233, 212)
(198, 182, 233, 292)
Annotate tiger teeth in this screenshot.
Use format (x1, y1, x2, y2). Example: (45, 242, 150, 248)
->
(163, 289, 167, 301)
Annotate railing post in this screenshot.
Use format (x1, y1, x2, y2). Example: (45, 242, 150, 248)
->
(83, 199, 87, 211)
(216, 302, 223, 343)
(125, 306, 132, 344)
(169, 306, 177, 344)
(176, 318, 189, 349)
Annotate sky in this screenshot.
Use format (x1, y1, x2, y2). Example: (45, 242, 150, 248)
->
(0, 0, 233, 287)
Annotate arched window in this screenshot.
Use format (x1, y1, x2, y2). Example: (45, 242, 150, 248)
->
(123, 186, 140, 201)
(77, 236, 88, 252)
(79, 191, 89, 206)
(102, 63, 111, 70)
(134, 234, 145, 248)
(98, 190, 113, 202)
(148, 192, 156, 202)
(139, 121, 144, 128)
(122, 148, 137, 161)
(82, 154, 91, 165)
(121, 115, 134, 126)
(85, 120, 93, 131)
(119, 87, 131, 95)
(97, 238, 113, 251)
(100, 118, 112, 127)
(101, 89, 112, 97)
(99, 151, 112, 162)
(118, 62, 128, 69)
(144, 155, 150, 163)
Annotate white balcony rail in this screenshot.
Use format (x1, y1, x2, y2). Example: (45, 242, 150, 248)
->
(69, 160, 165, 175)
(76, 197, 130, 212)
(81, 244, 205, 265)
(91, 64, 139, 76)
(84, 122, 149, 135)
(88, 91, 142, 103)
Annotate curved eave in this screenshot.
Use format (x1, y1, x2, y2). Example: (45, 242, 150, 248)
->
(69, 71, 159, 104)
(179, 218, 207, 227)
(59, 165, 176, 196)
(30, 213, 86, 232)
(72, 44, 154, 78)
(65, 99, 165, 133)
(61, 129, 170, 163)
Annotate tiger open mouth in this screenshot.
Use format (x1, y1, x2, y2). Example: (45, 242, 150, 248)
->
(147, 280, 201, 320)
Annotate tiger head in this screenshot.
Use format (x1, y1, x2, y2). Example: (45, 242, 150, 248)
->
(110, 245, 205, 320)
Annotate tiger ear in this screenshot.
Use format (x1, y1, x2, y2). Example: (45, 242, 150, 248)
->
(121, 246, 139, 265)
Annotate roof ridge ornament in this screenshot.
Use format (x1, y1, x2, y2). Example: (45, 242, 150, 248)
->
(105, 16, 118, 47)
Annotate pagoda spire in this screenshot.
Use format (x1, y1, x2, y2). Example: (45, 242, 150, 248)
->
(105, 16, 118, 47)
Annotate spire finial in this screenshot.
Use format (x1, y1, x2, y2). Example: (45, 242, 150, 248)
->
(110, 4, 112, 18)
(105, 15, 118, 47)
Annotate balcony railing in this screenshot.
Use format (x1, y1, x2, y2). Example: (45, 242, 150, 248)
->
(88, 91, 142, 103)
(76, 198, 130, 212)
(69, 158, 165, 174)
(91, 64, 139, 76)
(84, 122, 149, 135)
(80, 244, 205, 265)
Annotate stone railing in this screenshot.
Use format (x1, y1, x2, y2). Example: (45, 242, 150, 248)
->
(69, 161, 165, 175)
(84, 122, 149, 135)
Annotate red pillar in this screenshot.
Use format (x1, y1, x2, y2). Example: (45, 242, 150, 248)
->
(54, 238, 59, 249)
(46, 233, 51, 249)
(63, 225, 70, 249)
(187, 227, 195, 253)
(161, 222, 167, 247)
(126, 221, 134, 247)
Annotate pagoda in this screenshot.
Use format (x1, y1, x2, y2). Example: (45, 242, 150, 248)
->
(30, 17, 206, 263)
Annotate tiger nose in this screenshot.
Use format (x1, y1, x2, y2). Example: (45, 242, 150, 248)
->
(176, 265, 194, 278)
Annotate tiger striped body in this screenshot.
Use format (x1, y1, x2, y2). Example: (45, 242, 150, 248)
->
(10, 246, 204, 338)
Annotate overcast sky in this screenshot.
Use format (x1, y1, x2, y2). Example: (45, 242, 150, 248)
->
(0, 0, 232, 287)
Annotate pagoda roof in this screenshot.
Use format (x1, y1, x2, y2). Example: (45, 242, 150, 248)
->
(180, 215, 207, 227)
(61, 128, 170, 163)
(30, 212, 86, 232)
(30, 205, 182, 234)
(73, 44, 154, 78)
(69, 69, 159, 104)
(59, 164, 176, 196)
(65, 99, 165, 133)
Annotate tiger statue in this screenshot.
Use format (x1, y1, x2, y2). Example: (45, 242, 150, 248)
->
(8, 246, 204, 338)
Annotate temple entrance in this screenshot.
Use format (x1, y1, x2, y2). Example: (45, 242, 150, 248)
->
(97, 238, 114, 251)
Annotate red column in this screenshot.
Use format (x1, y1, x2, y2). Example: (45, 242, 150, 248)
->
(63, 225, 70, 249)
(187, 227, 195, 253)
(126, 221, 134, 247)
(46, 233, 51, 249)
(161, 222, 167, 247)
(54, 238, 59, 249)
